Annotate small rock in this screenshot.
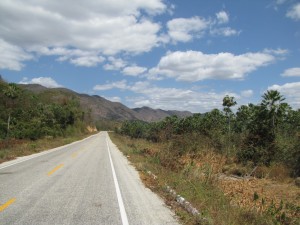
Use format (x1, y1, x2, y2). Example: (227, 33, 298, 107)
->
(176, 196, 185, 204)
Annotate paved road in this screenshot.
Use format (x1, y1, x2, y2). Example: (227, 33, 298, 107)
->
(0, 132, 179, 225)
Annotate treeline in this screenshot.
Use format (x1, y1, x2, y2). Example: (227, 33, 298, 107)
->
(118, 90, 300, 176)
(0, 81, 92, 140)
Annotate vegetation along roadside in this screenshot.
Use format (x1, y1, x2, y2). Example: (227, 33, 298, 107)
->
(112, 90, 300, 225)
(0, 80, 98, 163)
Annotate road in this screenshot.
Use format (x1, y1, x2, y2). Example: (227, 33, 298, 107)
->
(0, 132, 179, 225)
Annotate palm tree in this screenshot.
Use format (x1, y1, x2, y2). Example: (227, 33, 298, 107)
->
(261, 90, 286, 131)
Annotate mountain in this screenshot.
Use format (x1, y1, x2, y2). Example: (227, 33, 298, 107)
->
(133, 107, 192, 122)
(20, 84, 192, 122)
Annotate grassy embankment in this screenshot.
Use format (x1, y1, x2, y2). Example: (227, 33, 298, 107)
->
(0, 132, 97, 164)
(109, 132, 300, 225)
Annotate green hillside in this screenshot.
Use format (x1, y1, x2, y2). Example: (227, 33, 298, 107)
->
(0, 80, 91, 141)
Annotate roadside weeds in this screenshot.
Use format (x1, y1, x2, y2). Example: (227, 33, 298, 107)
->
(0, 132, 97, 164)
(109, 133, 289, 225)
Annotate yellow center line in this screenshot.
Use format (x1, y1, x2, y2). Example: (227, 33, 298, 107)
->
(0, 198, 16, 212)
(47, 164, 64, 176)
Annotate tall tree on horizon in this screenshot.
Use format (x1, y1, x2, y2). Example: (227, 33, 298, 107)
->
(261, 90, 286, 133)
(222, 95, 237, 133)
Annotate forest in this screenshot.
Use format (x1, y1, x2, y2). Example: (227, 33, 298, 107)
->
(118, 91, 300, 177)
(0, 80, 91, 141)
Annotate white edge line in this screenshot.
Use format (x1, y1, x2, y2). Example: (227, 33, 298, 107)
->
(0, 133, 99, 170)
(106, 134, 129, 225)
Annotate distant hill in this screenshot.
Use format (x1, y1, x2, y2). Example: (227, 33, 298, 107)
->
(133, 106, 192, 122)
(20, 84, 192, 122)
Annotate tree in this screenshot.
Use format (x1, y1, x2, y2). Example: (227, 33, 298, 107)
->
(235, 103, 261, 132)
(238, 92, 287, 166)
(261, 90, 286, 133)
(3, 83, 20, 138)
(222, 95, 237, 133)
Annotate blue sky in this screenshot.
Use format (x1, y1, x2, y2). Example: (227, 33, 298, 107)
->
(0, 0, 299, 112)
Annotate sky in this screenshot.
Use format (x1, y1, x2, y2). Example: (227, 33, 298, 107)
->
(0, 0, 300, 113)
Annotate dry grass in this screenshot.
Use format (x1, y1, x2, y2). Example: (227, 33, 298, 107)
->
(217, 176, 300, 223)
(0, 132, 95, 163)
(109, 133, 280, 225)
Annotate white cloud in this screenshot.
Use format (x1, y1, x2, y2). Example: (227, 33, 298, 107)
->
(122, 66, 147, 76)
(166, 11, 239, 43)
(32, 46, 105, 67)
(210, 27, 240, 37)
(0, 0, 167, 69)
(263, 48, 288, 55)
(167, 17, 209, 43)
(213, 11, 240, 37)
(281, 67, 300, 77)
(286, 3, 300, 21)
(19, 77, 62, 88)
(93, 80, 128, 91)
(268, 82, 300, 108)
(103, 57, 127, 71)
(94, 80, 240, 112)
(216, 11, 229, 24)
(148, 50, 283, 81)
(70, 56, 105, 67)
(241, 90, 254, 98)
(126, 81, 239, 112)
(0, 39, 33, 71)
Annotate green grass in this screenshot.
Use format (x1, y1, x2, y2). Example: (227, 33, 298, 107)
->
(109, 132, 275, 225)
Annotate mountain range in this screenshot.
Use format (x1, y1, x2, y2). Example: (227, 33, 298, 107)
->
(20, 84, 192, 122)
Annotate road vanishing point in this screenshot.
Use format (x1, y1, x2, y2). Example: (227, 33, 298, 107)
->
(0, 132, 179, 225)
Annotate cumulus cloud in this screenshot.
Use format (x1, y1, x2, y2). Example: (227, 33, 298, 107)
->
(0, 0, 167, 69)
(167, 17, 209, 43)
(70, 56, 105, 67)
(268, 82, 300, 108)
(103, 57, 127, 71)
(33, 47, 105, 67)
(122, 66, 147, 76)
(148, 50, 284, 81)
(281, 67, 300, 77)
(286, 3, 300, 21)
(167, 10, 239, 43)
(19, 77, 62, 88)
(212, 11, 240, 37)
(216, 11, 229, 24)
(93, 80, 128, 91)
(0, 1, 241, 70)
(0, 39, 33, 71)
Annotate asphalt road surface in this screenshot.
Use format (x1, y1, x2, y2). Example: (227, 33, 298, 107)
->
(0, 132, 179, 225)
